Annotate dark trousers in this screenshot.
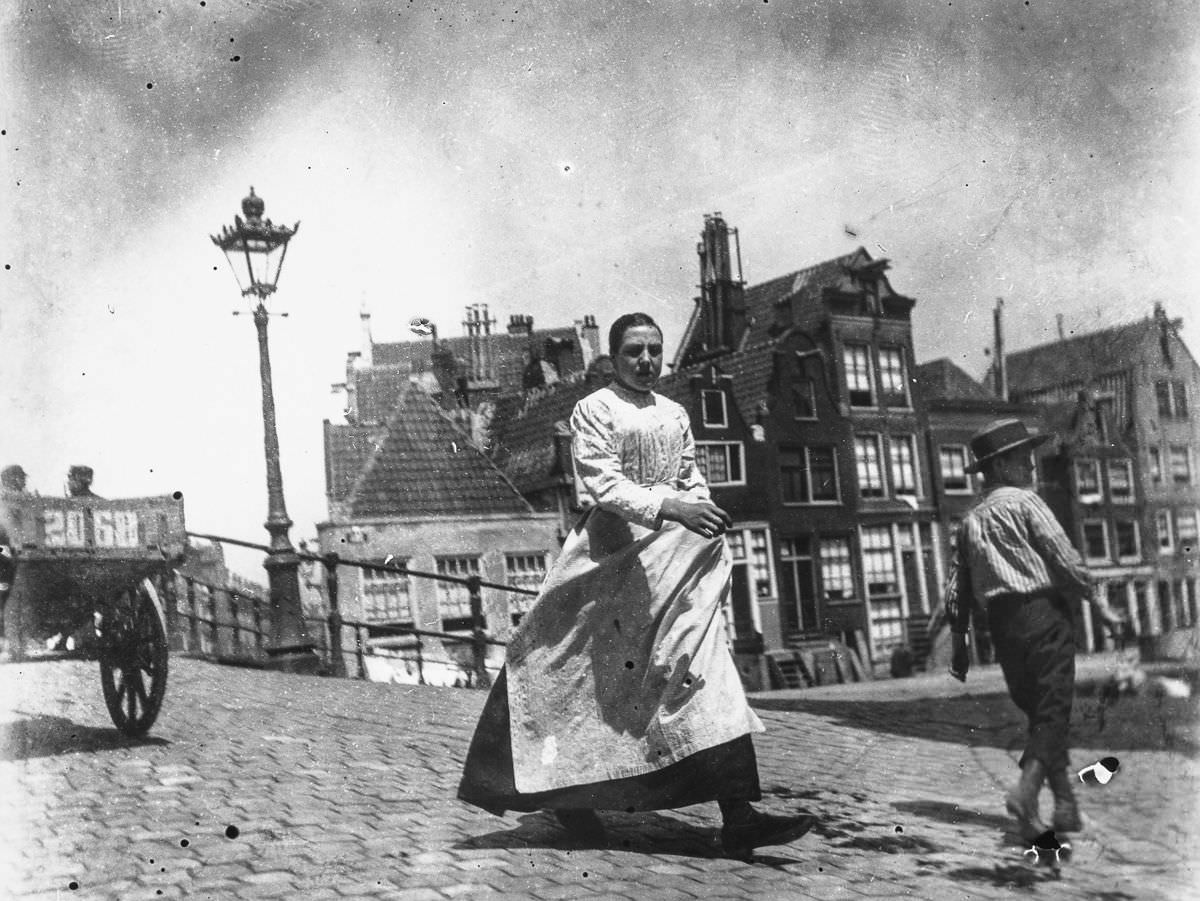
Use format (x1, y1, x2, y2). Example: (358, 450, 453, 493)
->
(986, 592, 1076, 772)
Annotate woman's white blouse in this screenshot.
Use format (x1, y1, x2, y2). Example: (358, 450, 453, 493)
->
(570, 384, 711, 530)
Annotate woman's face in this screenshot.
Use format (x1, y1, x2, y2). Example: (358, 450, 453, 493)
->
(613, 324, 663, 393)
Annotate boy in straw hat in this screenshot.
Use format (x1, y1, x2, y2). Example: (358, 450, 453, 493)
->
(942, 419, 1126, 842)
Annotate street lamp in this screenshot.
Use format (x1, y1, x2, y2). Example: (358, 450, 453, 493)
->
(211, 187, 318, 673)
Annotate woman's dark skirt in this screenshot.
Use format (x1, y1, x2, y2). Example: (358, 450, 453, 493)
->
(457, 667, 762, 815)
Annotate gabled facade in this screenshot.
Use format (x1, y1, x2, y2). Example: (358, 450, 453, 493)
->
(1037, 392, 1155, 651)
(669, 218, 945, 679)
(1007, 304, 1200, 644)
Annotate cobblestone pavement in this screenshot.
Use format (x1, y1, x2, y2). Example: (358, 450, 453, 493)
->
(2, 655, 1197, 900)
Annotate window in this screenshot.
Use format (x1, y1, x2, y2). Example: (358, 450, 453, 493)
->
(1082, 520, 1109, 561)
(1149, 447, 1162, 485)
(728, 528, 773, 599)
(695, 441, 745, 486)
(361, 559, 412, 624)
(855, 434, 885, 498)
(878, 347, 910, 407)
(1157, 509, 1175, 554)
(862, 525, 906, 659)
(819, 537, 855, 601)
(1169, 445, 1192, 485)
(1177, 510, 1198, 554)
(1114, 521, 1140, 561)
(843, 344, 875, 407)
(1156, 380, 1189, 419)
(939, 445, 973, 493)
(792, 379, 817, 420)
(1107, 459, 1133, 502)
(435, 555, 481, 629)
(505, 553, 546, 623)
(779, 446, 840, 504)
(700, 389, 728, 428)
(860, 526, 899, 597)
(889, 435, 919, 496)
(1156, 381, 1172, 417)
(1074, 459, 1101, 501)
(809, 448, 839, 502)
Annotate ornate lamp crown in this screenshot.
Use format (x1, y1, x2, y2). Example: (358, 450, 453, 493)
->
(210, 187, 301, 299)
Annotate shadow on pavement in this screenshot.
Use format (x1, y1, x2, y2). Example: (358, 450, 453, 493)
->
(892, 799, 1012, 833)
(0, 714, 168, 761)
(454, 810, 807, 867)
(752, 684, 1200, 755)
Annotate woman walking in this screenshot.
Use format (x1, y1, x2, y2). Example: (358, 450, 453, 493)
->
(458, 312, 814, 858)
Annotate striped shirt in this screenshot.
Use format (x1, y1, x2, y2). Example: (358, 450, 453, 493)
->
(944, 485, 1091, 634)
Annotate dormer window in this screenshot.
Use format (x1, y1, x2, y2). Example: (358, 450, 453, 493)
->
(700, 389, 728, 428)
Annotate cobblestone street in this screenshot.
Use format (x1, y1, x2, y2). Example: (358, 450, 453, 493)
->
(2, 655, 1196, 900)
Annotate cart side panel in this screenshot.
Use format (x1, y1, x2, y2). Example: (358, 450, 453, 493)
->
(2, 494, 186, 654)
(6, 495, 186, 560)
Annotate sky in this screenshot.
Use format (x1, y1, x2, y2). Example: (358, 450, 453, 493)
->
(2, 0, 1198, 577)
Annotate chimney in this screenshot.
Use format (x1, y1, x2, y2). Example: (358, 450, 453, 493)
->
(577, 315, 600, 366)
(344, 351, 362, 422)
(993, 298, 1008, 401)
(1154, 301, 1174, 364)
(697, 212, 746, 353)
(360, 303, 373, 366)
(507, 314, 533, 336)
(1056, 313, 1065, 341)
(463, 304, 497, 385)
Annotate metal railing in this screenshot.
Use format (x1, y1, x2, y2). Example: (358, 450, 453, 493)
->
(176, 532, 537, 687)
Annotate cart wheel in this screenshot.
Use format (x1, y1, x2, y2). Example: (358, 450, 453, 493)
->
(99, 579, 169, 736)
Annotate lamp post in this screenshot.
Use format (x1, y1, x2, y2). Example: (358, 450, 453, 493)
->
(211, 187, 318, 673)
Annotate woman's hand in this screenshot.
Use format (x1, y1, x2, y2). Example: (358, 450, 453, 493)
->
(659, 497, 733, 539)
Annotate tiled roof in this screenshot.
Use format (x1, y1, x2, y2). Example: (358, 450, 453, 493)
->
(1006, 316, 1164, 397)
(741, 249, 869, 349)
(488, 375, 595, 493)
(345, 383, 533, 519)
(676, 248, 874, 369)
(915, 358, 995, 402)
(355, 367, 415, 425)
(324, 423, 384, 502)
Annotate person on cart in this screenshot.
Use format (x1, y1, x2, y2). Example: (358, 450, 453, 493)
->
(1, 464, 28, 656)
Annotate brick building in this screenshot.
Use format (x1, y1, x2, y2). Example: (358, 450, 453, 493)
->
(1005, 304, 1200, 648)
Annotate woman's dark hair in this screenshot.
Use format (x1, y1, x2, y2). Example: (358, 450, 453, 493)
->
(608, 312, 662, 357)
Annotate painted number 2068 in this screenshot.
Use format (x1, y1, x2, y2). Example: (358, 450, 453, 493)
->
(42, 509, 140, 548)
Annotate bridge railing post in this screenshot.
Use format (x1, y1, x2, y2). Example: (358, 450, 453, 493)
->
(467, 574, 490, 690)
(186, 578, 200, 653)
(323, 552, 346, 677)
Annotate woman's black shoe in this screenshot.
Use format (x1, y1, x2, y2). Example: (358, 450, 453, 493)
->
(721, 809, 816, 858)
(553, 809, 607, 843)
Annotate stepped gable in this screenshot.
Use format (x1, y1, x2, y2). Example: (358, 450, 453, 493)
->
(1006, 316, 1169, 397)
(915, 358, 995, 402)
(324, 423, 383, 502)
(489, 376, 595, 493)
(345, 383, 532, 518)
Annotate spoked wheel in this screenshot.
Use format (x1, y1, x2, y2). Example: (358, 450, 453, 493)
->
(99, 578, 169, 736)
